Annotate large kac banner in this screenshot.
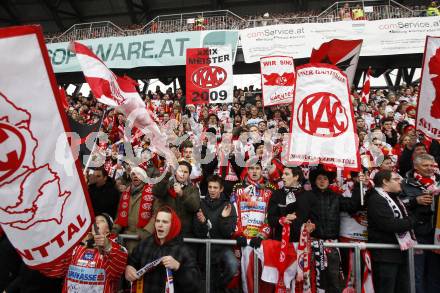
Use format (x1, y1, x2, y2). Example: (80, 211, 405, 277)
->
(286, 64, 360, 170)
(417, 36, 440, 140)
(260, 56, 295, 106)
(0, 26, 93, 268)
(47, 30, 239, 73)
(186, 46, 234, 105)
(240, 16, 440, 63)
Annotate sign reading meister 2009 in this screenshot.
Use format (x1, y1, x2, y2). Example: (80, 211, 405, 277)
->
(46, 30, 239, 73)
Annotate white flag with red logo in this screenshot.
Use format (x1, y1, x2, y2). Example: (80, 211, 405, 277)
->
(361, 68, 371, 104)
(72, 41, 175, 168)
(417, 36, 440, 140)
(286, 64, 360, 170)
(0, 26, 92, 268)
(186, 46, 233, 104)
(260, 56, 295, 106)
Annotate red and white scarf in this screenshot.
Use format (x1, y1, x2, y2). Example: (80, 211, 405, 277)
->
(115, 184, 154, 228)
(296, 224, 312, 293)
(413, 171, 440, 251)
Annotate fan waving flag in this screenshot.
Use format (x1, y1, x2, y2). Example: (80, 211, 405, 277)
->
(310, 39, 362, 87)
(0, 26, 92, 268)
(361, 67, 371, 104)
(72, 41, 176, 171)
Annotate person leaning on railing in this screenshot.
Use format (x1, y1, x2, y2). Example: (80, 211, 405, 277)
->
(427, 1, 440, 16)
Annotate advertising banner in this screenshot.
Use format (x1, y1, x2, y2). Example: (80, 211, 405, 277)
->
(240, 17, 440, 63)
(47, 30, 239, 73)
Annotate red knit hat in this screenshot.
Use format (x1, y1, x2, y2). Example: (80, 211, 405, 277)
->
(154, 206, 182, 245)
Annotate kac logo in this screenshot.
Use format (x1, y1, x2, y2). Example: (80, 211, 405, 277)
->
(192, 66, 227, 89)
(0, 122, 26, 182)
(297, 92, 348, 137)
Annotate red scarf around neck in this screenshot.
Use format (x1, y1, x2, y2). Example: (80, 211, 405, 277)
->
(115, 184, 154, 228)
(413, 171, 436, 188)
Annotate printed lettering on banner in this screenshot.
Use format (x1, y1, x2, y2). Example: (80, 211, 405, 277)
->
(47, 30, 239, 73)
(286, 64, 360, 170)
(0, 26, 92, 268)
(260, 56, 295, 106)
(240, 17, 440, 63)
(67, 266, 105, 293)
(417, 36, 440, 139)
(186, 46, 233, 105)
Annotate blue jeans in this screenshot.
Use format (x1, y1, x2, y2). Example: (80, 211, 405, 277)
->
(414, 251, 426, 293)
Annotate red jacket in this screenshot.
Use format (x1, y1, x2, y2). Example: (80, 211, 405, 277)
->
(42, 237, 127, 293)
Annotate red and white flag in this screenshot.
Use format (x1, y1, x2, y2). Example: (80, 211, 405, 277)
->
(310, 39, 363, 87)
(361, 68, 371, 104)
(260, 56, 295, 107)
(417, 36, 440, 140)
(72, 41, 176, 169)
(186, 46, 233, 105)
(0, 26, 92, 268)
(286, 64, 360, 170)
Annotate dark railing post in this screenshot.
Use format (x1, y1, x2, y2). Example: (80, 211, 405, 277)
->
(408, 247, 416, 293)
(253, 248, 259, 293)
(206, 241, 211, 293)
(354, 245, 362, 293)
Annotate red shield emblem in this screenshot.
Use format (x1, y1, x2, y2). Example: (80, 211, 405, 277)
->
(0, 122, 26, 182)
(297, 92, 348, 137)
(192, 66, 227, 89)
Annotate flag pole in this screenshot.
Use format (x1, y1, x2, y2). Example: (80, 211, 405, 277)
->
(360, 180, 365, 206)
(83, 109, 107, 174)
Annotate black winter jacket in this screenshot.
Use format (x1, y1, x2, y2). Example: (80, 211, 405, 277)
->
(367, 189, 415, 263)
(88, 179, 121, 219)
(128, 236, 201, 293)
(268, 187, 315, 242)
(193, 195, 237, 255)
(306, 186, 361, 240)
(401, 170, 439, 241)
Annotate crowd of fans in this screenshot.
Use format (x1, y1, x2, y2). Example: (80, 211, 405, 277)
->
(0, 79, 430, 293)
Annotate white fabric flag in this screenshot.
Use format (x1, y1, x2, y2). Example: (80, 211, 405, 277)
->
(72, 41, 176, 170)
(286, 64, 360, 170)
(260, 56, 295, 106)
(0, 26, 92, 268)
(416, 36, 440, 140)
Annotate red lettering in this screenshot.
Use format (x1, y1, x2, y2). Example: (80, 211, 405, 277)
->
(32, 241, 50, 258)
(50, 230, 65, 248)
(67, 222, 80, 241)
(17, 248, 34, 261)
(76, 214, 86, 228)
(297, 92, 348, 137)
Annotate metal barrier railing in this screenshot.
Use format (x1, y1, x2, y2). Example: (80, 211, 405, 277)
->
(45, 2, 424, 43)
(318, 0, 416, 21)
(118, 234, 440, 293)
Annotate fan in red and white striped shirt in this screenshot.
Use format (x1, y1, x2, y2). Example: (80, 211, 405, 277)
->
(41, 214, 127, 293)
